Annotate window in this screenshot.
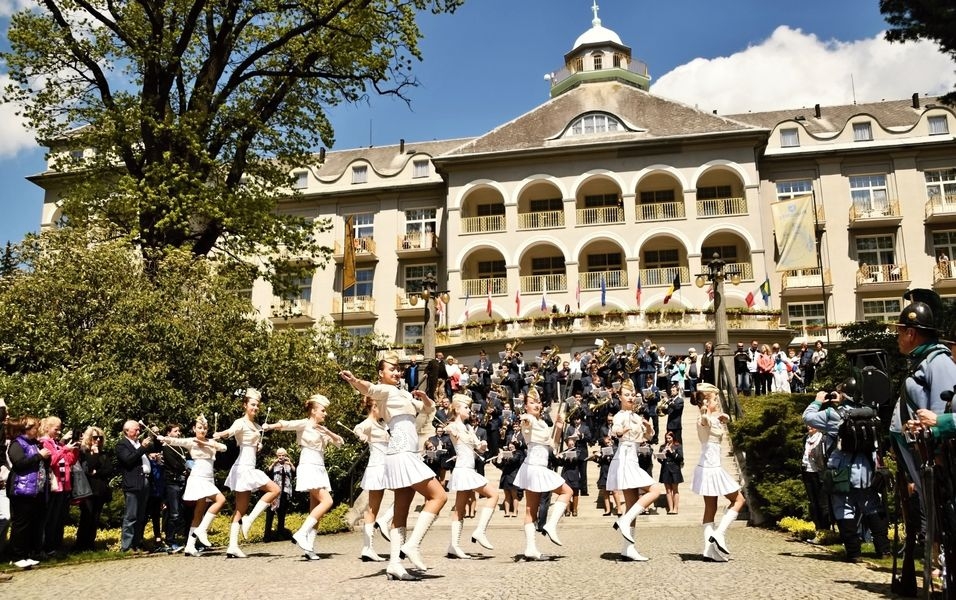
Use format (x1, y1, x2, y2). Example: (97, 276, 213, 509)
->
(403, 324, 423, 346)
(475, 203, 505, 217)
(850, 174, 889, 214)
(529, 198, 562, 212)
(477, 260, 506, 279)
(586, 253, 623, 272)
(929, 115, 949, 135)
(584, 193, 619, 208)
(404, 264, 437, 295)
(531, 256, 566, 276)
(573, 57, 584, 73)
(346, 325, 374, 338)
(70, 149, 85, 161)
(612, 53, 622, 68)
(856, 235, 895, 267)
(568, 113, 622, 137)
(786, 302, 826, 330)
(925, 168, 956, 204)
(353, 268, 374, 297)
(351, 213, 374, 240)
(285, 276, 313, 301)
(592, 52, 603, 70)
(643, 249, 679, 269)
(696, 185, 732, 200)
(862, 299, 901, 323)
(776, 179, 813, 201)
(853, 122, 873, 141)
(413, 160, 429, 178)
(639, 189, 676, 203)
(292, 171, 308, 189)
(351, 165, 368, 184)
(404, 208, 437, 238)
(701, 246, 739, 262)
(780, 128, 800, 147)
(933, 231, 956, 270)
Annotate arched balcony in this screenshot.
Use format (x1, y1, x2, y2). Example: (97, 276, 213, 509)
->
(638, 236, 688, 288)
(576, 178, 624, 226)
(460, 187, 506, 234)
(577, 239, 628, 291)
(698, 234, 755, 283)
(518, 242, 568, 294)
(635, 172, 685, 222)
(460, 247, 508, 299)
(696, 168, 747, 218)
(517, 181, 565, 231)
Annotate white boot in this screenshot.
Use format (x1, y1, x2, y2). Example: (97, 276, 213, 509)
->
(386, 528, 419, 581)
(710, 509, 738, 555)
(293, 516, 317, 553)
(446, 520, 471, 559)
(226, 522, 245, 558)
(193, 511, 216, 547)
(470, 506, 495, 550)
(184, 527, 199, 556)
(400, 511, 438, 571)
(542, 500, 567, 546)
(375, 504, 394, 542)
(621, 535, 649, 562)
(523, 522, 542, 560)
(240, 500, 270, 539)
(702, 522, 726, 562)
(361, 523, 385, 562)
(613, 501, 645, 544)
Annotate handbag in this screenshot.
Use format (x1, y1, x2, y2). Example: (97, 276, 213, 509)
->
(823, 466, 851, 494)
(71, 462, 93, 500)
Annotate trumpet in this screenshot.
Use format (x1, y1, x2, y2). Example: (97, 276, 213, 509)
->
(588, 394, 614, 413)
(657, 395, 672, 417)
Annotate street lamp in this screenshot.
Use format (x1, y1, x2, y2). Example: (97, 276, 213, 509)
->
(409, 272, 449, 360)
(696, 252, 741, 415)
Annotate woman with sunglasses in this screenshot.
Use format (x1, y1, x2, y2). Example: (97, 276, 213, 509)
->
(75, 427, 113, 551)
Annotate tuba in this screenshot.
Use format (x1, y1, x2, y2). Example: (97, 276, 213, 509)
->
(593, 339, 613, 368)
(541, 344, 561, 369)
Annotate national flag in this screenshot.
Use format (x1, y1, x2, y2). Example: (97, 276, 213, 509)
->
(515, 289, 521, 315)
(464, 289, 470, 320)
(342, 215, 356, 292)
(760, 277, 772, 306)
(436, 296, 445, 323)
(540, 277, 548, 312)
(485, 282, 492, 318)
(600, 275, 607, 307)
(636, 275, 642, 308)
(575, 281, 581, 310)
(707, 282, 715, 301)
(663, 274, 681, 304)
(771, 195, 817, 271)
(745, 290, 756, 308)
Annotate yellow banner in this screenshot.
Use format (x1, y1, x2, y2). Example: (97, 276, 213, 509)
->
(343, 215, 356, 292)
(772, 195, 817, 271)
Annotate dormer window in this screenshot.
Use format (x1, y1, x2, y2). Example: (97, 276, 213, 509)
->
(780, 128, 800, 148)
(853, 121, 873, 142)
(567, 112, 622, 137)
(592, 52, 603, 70)
(352, 165, 368, 184)
(929, 115, 949, 135)
(292, 170, 308, 189)
(612, 53, 622, 68)
(573, 57, 584, 73)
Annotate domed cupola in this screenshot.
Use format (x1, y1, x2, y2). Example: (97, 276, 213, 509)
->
(546, 1, 651, 98)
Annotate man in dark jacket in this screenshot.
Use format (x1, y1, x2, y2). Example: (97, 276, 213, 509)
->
(116, 420, 153, 552)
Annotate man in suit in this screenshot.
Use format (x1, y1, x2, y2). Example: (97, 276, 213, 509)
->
(403, 357, 420, 390)
(116, 420, 153, 552)
(473, 349, 493, 398)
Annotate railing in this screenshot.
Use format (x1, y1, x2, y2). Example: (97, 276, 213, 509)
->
(781, 268, 832, 290)
(332, 295, 376, 313)
(848, 199, 900, 221)
(396, 232, 438, 251)
(726, 262, 754, 281)
(520, 274, 568, 294)
(460, 214, 506, 234)
(934, 260, 956, 282)
(637, 201, 685, 221)
(639, 266, 689, 287)
(461, 277, 507, 298)
(696, 197, 747, 217)
(334, 237, 376, 255)
(855, 263, 907, 285)
(576, 206, 624, 226)
(925, 194, 956, 219)
(270, 298, 314, 319)
(579, 269, 628, 290)
(517, 210, 565, 230)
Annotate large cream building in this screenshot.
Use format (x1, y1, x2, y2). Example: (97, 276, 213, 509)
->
(30, 9, 956, 361)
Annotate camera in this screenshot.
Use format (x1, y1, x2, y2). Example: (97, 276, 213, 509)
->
(824, 391, 840, 401)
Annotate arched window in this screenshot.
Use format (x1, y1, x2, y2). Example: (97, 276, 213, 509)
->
(612, 53, 622, 68)
(592, 52, 603, 70)
(567, 113, 623, 137)
(573, 57, 584, 73)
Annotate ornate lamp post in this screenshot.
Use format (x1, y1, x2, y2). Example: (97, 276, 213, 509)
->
(409, 272, 449, 360)
(696, 253, 741, 412)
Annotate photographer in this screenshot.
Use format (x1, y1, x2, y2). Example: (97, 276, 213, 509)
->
(803, 387, 890, 562)
(263, 448, 295, 541)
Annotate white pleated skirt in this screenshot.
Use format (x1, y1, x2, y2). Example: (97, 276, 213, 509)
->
(691, 442, 741, 496)
(224, 445, 272, 492)
(360, 443, 388, 491)
(183, 459, 221, 501)
(606, 443, 655, 491)
(513, 444, 564, 493)
(296, 447, 331, 492)
(449, 467, 488, 492)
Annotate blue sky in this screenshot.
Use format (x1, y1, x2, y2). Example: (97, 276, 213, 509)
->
(1, 0, 953, 247)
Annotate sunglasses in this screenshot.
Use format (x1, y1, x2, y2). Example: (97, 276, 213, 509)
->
(92, 435, 103, 440)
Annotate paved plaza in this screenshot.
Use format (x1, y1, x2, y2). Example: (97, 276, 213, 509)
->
(3, 520, 900, 600)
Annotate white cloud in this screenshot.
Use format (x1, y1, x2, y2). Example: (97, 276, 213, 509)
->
(0, 0, 32, 17)
(0, 73, 37, 158)
(652, 26, 956, 114)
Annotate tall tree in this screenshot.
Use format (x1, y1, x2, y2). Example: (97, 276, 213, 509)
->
(3, 0, 462, 282)
(880, 0, 956, 103)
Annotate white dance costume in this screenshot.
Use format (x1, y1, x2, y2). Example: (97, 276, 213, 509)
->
(162, 436, 227, 501)
(354, 417, 390, 491)
(691, 413, 741, 497)
(367, 383, 436, 489)
(222, 418, 272, 492)
(513, 415, 565, 492)
(446, 421, 488, 492)
(606, 410, 656, 491)
(272, 419, 341, 492)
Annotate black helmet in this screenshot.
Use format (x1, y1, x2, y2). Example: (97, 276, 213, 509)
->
(896, 301, 937, 333)
(840, 376, 859, 399)
(903, 288, 944, 329)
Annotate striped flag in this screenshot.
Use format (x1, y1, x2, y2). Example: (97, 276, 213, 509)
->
(342, 215, 356, 292)
(636, 274, 642, 308)
(464, 289, 470, 320)
(707, 282, 715, 301)
(485, 281, 492, 317)
(600, 275, 607, 307)
(575, 281, 581, 310)
(663, 274, 681, 304)
(760, 277, 771, 306)
(515, 289, 521, 315)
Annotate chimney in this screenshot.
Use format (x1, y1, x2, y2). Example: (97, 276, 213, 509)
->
(912, 93, 920, 109)
(400, 138, 405, 154)
(319, 147, 326, 162)
(814, 104, 821, 118)
(712, 109, 717, 115)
